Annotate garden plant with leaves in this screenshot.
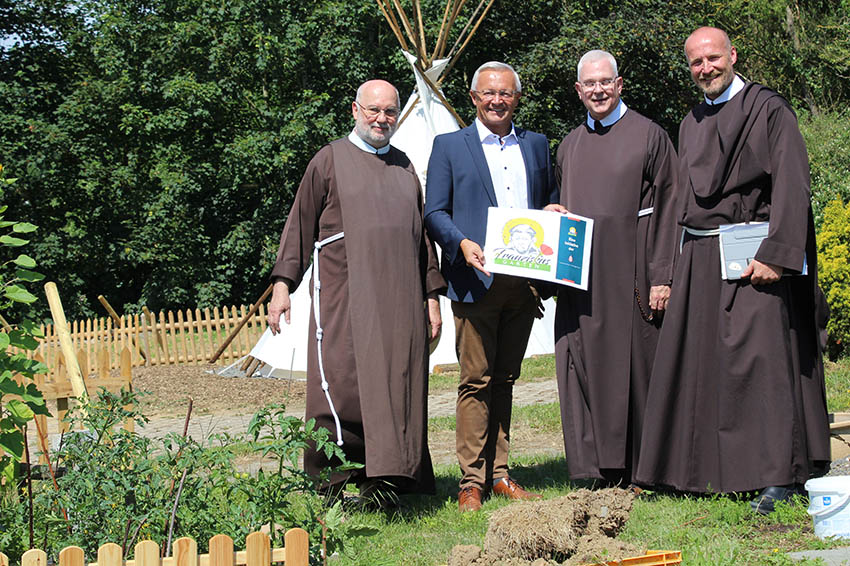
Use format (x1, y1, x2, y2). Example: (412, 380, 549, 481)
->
(0, 163, 50, 555)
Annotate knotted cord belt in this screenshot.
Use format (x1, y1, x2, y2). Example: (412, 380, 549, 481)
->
(312, 231, 346, 446)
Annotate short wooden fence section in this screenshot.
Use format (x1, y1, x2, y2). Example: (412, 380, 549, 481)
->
(0, 530, 309, 566)
(16, 304, 270, 378)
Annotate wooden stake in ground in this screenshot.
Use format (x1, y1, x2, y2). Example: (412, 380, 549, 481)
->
(98, 295, 148, 363)
(44, 282, 88, 405)
(209, 284, 273, 364)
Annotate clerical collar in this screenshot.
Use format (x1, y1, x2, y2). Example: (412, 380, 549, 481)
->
(347, 130, 391, 155)
(475, 118, 517, 144)
(586, 101, 628, 130)
(704, 75, 745, 105)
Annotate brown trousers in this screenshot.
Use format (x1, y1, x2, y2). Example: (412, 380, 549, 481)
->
(452, 275, 536, 489)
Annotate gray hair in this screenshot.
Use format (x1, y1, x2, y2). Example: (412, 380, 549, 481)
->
(470, 61, 522, 92)
(355, 81, 400, 108)
(576, 50, 618, 82)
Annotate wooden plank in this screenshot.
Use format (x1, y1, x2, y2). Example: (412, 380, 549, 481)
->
(219, 307, 231, 362)
(0, 551, 8, 566)
(203, 307, 214, 362)
(244, 532, 269, 566)
(78, 349, 89, 382)
(208, 534, 234, 566)
(96, 543, 123, 566)
(195, 308, 206, 362)
(172, 537, 197, 566)
(44, 282, 88, 404)
(144, 306, 164, 365)
(160, 310, 171, 365)
(121, 347, 134, 433)
(133, 313, 143, 364)
(168, 310, 179, 363)
(233, 306, 244, 357)
(22, 548, 48, 566)
(59, 546, 85, 566)
(284, 528, 309, 566)
(176, 309, 188, 365)
(186, 309, 199, 365)
(211, 307, 222, 361)
(134, 540, 160, 566)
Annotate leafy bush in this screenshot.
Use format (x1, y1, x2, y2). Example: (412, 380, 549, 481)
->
(0, 163, 49, 554)
(24, 390, 360, 565)
(799, 109, 850, 228)
(817, 198, 850, 359)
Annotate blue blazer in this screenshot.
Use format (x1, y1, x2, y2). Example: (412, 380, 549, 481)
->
(424, 124, 558, 302)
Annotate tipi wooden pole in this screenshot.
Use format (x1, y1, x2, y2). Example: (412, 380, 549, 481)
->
(412, 0, 428, 66)
(44, 282, 89, 406)
(209, 284, 273, 364)
(376, 0, 411, 52)
(414, 61, 467, 126)
(431, 0, 455, 61)
(441, 0, 496, 77)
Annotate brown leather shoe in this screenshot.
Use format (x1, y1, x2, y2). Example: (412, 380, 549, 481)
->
(458, 486, 483, 511)
(491, 477, 543, 500)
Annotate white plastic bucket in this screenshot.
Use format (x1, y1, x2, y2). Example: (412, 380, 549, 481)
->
(806, 476, 850, 538)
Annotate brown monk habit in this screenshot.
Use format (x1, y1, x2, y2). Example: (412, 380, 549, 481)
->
(554, 109, 679, 480)
(271, 138, 444, 493)
(635, 83, 830, 493)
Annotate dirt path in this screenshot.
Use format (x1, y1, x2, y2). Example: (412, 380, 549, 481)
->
(136, 377, 563, 467)
(30, 366, 564, 469)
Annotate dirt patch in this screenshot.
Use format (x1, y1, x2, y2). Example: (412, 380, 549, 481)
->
(449, 488, 641, 566)
(131, 364, 306, 417)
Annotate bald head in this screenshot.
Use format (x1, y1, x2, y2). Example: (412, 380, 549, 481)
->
(684, 26, 737, 100)
(355, 79, 401, 108)
(352, 79, 400, 148)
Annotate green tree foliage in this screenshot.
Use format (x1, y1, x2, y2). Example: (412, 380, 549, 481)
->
(799, 109, 850, 227)
(818, 198, 850, 359)
(0, 164, 49, 516)
(0, 0, 847, 321)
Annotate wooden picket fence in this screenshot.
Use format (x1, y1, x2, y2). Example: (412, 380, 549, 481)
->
(0, 530, 309, 566)
(21, 346, 135, 465)
(20, 304, 270, 378)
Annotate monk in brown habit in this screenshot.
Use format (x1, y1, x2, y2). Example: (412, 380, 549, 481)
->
(544, 50, 679, 486)
(634, 27, 830, 514)
(267, 80, 445, 501)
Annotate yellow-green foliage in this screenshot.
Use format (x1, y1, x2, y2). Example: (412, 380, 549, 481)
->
(818, 199, 850, 358)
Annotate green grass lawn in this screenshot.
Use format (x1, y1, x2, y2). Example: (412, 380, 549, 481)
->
(331, 355, 850, 565)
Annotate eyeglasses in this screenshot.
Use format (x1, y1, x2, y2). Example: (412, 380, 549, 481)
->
(355, 101, 400, 119)
(472, 90, 519, 100)
(580, 78, 617, 90)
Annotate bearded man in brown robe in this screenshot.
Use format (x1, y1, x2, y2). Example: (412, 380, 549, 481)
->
(267, 80, 445, 499)
(634, 27, 830, 514)
(544, 50, 679, 486)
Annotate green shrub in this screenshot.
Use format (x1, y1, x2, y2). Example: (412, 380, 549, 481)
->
(800, 110, 850, 228)
(19, 389, 361, 565)
(818, 198, 850, 359)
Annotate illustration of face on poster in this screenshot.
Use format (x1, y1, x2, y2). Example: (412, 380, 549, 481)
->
(508, 224, 538, 256)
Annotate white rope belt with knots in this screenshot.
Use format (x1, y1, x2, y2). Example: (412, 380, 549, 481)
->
(313, 231, 345, 446)
(680, 225, 721, 252)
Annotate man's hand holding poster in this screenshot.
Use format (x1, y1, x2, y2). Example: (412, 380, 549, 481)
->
(483, 207, 593, 290)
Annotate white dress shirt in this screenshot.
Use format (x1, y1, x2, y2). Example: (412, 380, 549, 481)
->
(475, 118, 528, 209)
(705, 75, 745, 105)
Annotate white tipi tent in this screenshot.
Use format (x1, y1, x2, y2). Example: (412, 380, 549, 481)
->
(246, 0, 554, 376)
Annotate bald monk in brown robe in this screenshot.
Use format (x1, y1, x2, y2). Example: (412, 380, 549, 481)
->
(268, 80, 445, 499)
(634, 27, 830, 514)
(544, 50, 679, 486)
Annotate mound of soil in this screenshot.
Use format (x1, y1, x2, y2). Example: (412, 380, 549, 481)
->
(449, 488, 640, 566)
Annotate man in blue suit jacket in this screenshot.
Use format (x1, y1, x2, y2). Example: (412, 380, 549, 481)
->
(425, 61, 558, 511)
